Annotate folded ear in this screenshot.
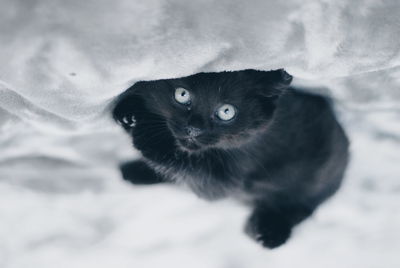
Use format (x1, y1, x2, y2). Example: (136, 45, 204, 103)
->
(243, 69, 293, 97)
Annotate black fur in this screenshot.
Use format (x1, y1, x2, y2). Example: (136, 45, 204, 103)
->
(112, 69, 349, 248)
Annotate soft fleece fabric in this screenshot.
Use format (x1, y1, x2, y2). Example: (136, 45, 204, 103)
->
(0, 1, 399, 267)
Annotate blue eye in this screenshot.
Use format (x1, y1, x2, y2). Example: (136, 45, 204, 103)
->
(217, 104, 236, 121)
(174, 87, 191, 104)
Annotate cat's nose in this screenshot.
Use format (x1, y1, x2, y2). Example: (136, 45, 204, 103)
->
(185, 126, 203, 137)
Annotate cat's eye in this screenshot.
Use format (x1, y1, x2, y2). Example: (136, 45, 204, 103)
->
(174, 87, 191, 105)
(216, 104, 236, 121)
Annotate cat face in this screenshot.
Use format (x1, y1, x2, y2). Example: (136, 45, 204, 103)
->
(113, 69, 292, 153)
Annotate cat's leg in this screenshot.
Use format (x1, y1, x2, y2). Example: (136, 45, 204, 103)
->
(245, 203, 313, 249)
(120, 159, 165, 185)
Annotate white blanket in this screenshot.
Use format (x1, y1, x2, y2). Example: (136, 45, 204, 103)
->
(0, 1, 399, 267)
(1, 0, 400, 130)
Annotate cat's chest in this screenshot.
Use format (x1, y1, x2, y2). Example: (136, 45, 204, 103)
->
(148, 153, 248, 200)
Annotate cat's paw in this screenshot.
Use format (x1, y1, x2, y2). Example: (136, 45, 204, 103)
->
(116, 114, 136, 128)
(120, 160, 164, 185)
(245, 210, 292, 249)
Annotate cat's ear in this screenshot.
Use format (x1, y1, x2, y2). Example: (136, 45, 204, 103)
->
(244, 69, 293, 97)
(112, 81, 146, 130)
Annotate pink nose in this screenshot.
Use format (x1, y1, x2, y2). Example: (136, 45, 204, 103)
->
(185, 126, 203, 137)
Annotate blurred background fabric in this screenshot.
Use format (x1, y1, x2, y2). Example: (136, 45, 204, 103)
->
(0, 0, 399, 267)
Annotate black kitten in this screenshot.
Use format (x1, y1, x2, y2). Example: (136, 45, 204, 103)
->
(112, 69, 349, 249)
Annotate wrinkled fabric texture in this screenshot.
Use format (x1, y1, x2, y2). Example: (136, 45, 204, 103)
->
(1, 0, 400, 130)
(0, 1, 399, 267)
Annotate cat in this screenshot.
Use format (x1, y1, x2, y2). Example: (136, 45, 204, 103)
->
(112, 69, 349, 249)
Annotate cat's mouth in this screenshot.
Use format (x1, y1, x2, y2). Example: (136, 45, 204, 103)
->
(176, 137, 203, 152)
